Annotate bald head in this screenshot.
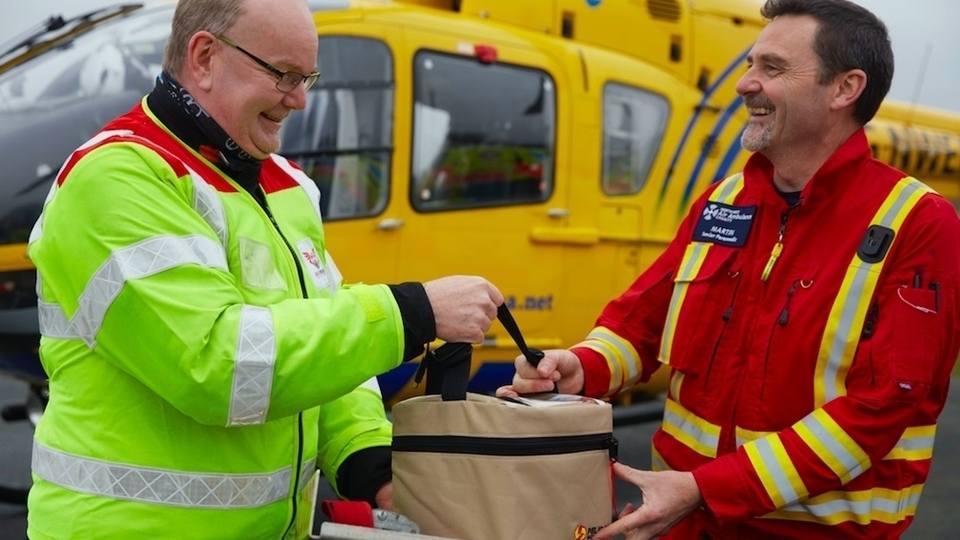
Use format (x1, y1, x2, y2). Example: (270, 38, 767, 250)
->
(162, 0, 315, 80)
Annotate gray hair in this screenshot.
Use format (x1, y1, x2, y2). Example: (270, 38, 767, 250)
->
(161, 0, 247, 77)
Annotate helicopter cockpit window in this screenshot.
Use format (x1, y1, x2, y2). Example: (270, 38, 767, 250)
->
(411, 51, 556, 212)
(0, 8, 171, 112)
(601, 82, 669, 195)
(280, 36, 393, 221)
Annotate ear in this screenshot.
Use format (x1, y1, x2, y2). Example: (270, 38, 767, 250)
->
(185, 32, 218, 92)
(830, 68, 867, 112)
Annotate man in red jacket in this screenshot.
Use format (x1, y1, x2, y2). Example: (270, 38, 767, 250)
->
(499, 0, 960, 538)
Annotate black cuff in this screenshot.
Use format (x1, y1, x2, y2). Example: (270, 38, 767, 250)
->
(335, 446, 393, 507)
(388, 282, 437, 362)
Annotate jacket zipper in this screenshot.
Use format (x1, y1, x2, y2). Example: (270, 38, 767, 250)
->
(761, 209, 795, 282)
(257, 193, 309, 539)
(703, 270, 742, 389)
(760, 279, 800, 400)
(393, 433, 619, 461)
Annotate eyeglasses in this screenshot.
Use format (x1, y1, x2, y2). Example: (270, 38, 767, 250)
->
(217, 35, 320, 92)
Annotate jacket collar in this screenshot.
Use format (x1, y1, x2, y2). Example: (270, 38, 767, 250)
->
(743, 128, 872, 208)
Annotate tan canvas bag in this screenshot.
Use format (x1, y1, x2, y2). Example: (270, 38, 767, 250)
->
(391, 306, 618, 540)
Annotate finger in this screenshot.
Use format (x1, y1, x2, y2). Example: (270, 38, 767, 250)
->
(594, 507, 648, 540)
(612, 461, 646, 484)
(509, 374, 558, 394)
(514, 355, 543, 377)
(495, 385, 520, 398)
(487, 282, 504, 306)
(618, 502, 637, 519)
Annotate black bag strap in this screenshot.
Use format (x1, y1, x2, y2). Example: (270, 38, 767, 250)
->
(415, 304, 544, 401)
(496, 304, 545, 367)
(419, 342, 472, 402)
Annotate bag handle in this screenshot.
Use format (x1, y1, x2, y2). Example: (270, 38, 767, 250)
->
(496, 304, 545, 367)
(415, 304, 545, 401)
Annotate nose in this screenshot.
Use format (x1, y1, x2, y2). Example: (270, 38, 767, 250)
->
(735, 66, 759, 97)
(282, 82, 309, 110)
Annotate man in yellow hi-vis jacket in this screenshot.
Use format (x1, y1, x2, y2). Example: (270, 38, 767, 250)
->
(25, 0, 502, 538)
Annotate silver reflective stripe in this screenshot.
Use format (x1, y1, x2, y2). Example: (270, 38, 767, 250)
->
(753, 437, 802, 506)
(32, 440, 291, 508)
(37, 235, 227, 346)
(779, 489, 921, 524)
(300, 458, 318, 491)
(188, 169, 229, 248)
(229, 306, 277, 426)
(661, 398, 720, 457)
(820, 179, 927, 403)
(800, 412, 866, 481)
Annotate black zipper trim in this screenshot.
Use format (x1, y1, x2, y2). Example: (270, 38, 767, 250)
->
(258, 193, 308, 539)
(393, 433, 619, 461)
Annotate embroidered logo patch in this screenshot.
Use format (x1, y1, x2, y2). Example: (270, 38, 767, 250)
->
(693, 202, 756, 247)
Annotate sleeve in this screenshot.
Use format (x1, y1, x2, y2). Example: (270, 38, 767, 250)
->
(693, 193, 960, 521)
(317, 383, 393, 502)
(29, 143, 405, 426)
(573, 190, 717, 399)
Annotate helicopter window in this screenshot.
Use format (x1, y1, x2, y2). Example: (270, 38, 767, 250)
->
(280, 36, 394, 221)
(0, 7, 171, 113)
(601, 82, 669, 195)
(411, 51, 555, 212)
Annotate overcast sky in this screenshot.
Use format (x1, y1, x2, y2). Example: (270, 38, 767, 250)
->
(1, 0, 957, 113)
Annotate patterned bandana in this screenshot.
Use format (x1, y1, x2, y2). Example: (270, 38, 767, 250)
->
(146, 72, 262, 194)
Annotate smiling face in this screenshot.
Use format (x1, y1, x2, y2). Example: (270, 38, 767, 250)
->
(192, 0, 318, 159)
(735, 15, 835, 160)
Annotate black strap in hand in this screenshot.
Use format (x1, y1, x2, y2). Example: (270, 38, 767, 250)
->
(416, 304, 549, 401)
(496, 304, 545, 367)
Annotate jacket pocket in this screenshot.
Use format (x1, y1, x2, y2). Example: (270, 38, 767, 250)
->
(881, 286, 940, 392)
(663, 246, 741, 375)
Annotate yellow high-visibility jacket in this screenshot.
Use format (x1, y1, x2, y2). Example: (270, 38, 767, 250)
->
(26, 99, 404, 540)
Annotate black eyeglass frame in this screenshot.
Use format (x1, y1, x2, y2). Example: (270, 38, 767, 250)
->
(217, 35, 320, 92)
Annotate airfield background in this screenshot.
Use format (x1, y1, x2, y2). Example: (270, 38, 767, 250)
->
(3, 0, 958, 115)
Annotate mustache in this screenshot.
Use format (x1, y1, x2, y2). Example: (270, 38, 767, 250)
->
(744, 98, 774, 109)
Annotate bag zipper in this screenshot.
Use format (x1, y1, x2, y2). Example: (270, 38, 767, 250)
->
(393, 433, 619, 460)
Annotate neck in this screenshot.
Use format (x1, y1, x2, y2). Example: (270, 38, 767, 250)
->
(769, 124, 859, 192)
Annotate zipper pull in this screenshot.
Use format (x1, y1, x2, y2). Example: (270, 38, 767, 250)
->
(761, 242, 783, 281)
(762, 212, 790, 282)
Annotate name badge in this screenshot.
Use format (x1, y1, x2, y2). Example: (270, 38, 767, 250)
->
(693, 202, 756, 247)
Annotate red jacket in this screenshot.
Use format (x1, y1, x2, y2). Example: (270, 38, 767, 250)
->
(576, 130, 960, 539)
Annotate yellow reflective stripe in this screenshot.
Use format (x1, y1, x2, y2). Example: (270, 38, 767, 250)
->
(736, 425, 773, 448)
(795, 409, 870, 484)
(661, 398, 721, 458)
(815, 178, 932, 406)
(576, 327, 641, 397)
(669, 371, 684, 401)
(761, 484, 924, 526)
(659, 242, 710, 366)
(659, 174, 744, 368)
(883, 425, 937, 461)
(744, 435, 809, 507)
(651, 444, 670, 472)
(713, 173, 745, 202)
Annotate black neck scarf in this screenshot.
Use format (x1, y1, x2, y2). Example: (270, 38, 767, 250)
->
(146, 72, 264, 199)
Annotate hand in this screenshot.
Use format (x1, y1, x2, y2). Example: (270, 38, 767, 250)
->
(374, 481, 393, 511)
(424, 276, 503, 343)
(593, 464, 703, 540)
(496, 348, 584, 396)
